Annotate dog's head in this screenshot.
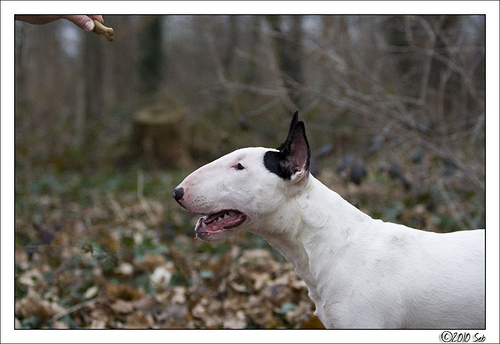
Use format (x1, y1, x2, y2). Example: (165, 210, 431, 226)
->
(172, 111, 310, 242)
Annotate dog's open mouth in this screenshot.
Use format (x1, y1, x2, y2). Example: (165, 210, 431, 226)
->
(195, 210, 247, 241)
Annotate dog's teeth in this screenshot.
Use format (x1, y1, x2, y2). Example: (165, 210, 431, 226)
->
(201, 222, 207, 228)
(223, 214, 230, 219)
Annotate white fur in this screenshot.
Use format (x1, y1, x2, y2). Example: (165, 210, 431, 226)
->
(174, 147, 485, 329)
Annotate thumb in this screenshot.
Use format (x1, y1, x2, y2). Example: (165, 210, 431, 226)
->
(62, 15, 95, 31)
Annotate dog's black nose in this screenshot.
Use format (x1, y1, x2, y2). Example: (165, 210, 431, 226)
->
(172, 187, 184, 201)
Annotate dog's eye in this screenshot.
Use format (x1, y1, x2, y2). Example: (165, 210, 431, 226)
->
(233, 163, 245, 170)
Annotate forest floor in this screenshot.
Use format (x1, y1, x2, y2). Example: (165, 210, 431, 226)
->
(14, 167, 322, 329)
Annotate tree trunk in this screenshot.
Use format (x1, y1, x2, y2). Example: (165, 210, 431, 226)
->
(137, 16, 164, 98)
(75, 30, 103, 165)
(268, 16, 304, 107)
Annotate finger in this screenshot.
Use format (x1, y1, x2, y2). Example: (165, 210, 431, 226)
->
(88, 15, 104, 24)
(61, 15, 95, 31)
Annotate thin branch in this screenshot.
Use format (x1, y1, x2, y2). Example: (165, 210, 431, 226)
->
(49, 298, 99, 326)
(137, 169, 156, 224)
(436, 181, 471, 230)
(106, 192, 126, 220)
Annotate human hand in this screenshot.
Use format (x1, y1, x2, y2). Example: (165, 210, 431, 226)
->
(15, 15, 104, 32)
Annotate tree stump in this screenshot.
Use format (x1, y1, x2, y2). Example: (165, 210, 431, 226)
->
(132, 103, 192, 168)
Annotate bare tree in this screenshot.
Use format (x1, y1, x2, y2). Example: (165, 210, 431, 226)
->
(137, 16, 165, 97)
(267, 16, 305, 107)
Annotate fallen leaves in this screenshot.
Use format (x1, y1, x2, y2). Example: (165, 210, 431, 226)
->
(15, 171, 322, 329)
(15, 229, 320, 329)
(110, 299, 135, 314)
(16, 289, 65, 322)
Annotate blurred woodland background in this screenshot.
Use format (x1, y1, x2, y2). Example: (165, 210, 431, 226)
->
(15, 15, 485, 329)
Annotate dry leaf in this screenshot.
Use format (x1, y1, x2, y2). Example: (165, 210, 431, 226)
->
(89, 308, 111, 328)
(114, 262, 134, 277)
(16, 290, 65, 321)
(124, 310, 154, 329)
(106, 283, 142, 300)
(223, 310, 247, 329)
(52, 321, 69, 329)
(110, 299, 134, 314)
(249, 271, 271, 291)
(131, 295, 157, 310)
(135, 253, 168, 270)
(191, 301, 206, 318)
(84, 285, 99, 299)
(229, 281, 247, 293)
(18, 268, 44, 287)
(170, 286, 187, 304)
(150, 266, 172, 288)
(165, 303, 189, 323)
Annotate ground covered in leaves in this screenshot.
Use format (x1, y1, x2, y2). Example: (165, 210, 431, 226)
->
(14, 168, 322, 329)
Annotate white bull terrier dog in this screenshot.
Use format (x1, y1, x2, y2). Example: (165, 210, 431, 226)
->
(173, 111, 485, 329)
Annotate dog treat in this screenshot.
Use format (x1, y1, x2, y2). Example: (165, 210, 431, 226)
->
(93, 19, 114, 42)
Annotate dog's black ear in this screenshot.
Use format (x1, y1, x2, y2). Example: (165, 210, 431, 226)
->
(276, 110, 300, 152)
(264, 110, 310, 183)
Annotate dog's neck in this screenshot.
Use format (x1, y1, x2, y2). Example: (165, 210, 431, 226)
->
(250, 175, 372, 312)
